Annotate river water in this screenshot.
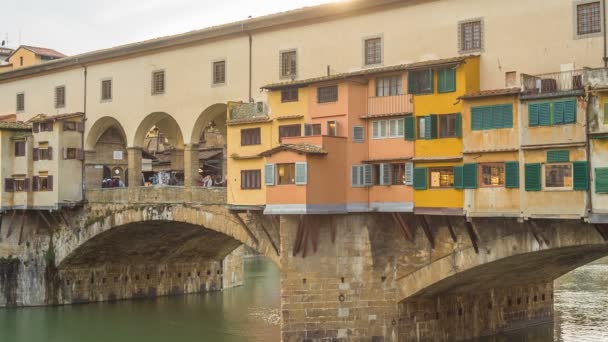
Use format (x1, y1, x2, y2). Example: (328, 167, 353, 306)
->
(1, 259, 607, 342)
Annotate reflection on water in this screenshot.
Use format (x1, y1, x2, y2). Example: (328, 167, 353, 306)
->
(0, 258, 280, 342)
(1, 258, 608, 341)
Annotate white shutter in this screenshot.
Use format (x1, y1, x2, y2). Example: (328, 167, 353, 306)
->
(380, 164, 392, 185)
(304, 124, 313, 137)
(397, 118, 405, 137)
(389, 119, 398, 137)
(353, 126, 365, 143)
(380, 120, 388, 138)
(372, 121, 380, 139)
(295, 162, 307, 185)
(264, 164, 275, 186)
(364, 165, 373, 186)
(418, 118, 426, 139)
(404, 162, 414, 186)
(351, 166, 360, 187)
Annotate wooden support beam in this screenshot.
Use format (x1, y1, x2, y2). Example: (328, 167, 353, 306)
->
(595, 224, 608, 242)
(230, 212, 259, 246)
(292, 215, 305, 257)
(256, 214, 280, 257)
(17, 210, 26, 245)
(528, 220, 549, 246)
(37, 210, 52, 228)
(311, 225, 320, 253)
(6, 210, 17, 238)
(301, 222, 310, 258)
(465, 220, 480, 254)
(330, 216, 336, 244)
(59, 211, 73, 231)
(392, 213, 413, 242)
(446, 217, 458, 243)
(418, 215, 435, 249)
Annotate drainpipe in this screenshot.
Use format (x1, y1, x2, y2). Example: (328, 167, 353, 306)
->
(604, 0, 607, 67)
(586, 94, 594, 218)
(248, 32, 253, 102)
(81, 62, 87, 203)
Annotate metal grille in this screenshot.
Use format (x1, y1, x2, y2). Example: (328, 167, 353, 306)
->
(241, 170, 261, 189)
(365, 37, 382, 65)
(281, 51, 297, 78)
(241, 128, 261, 146)
(213, 61, 226, 84)
(577, 2, 601, 35)
(317, 85, 338, 103)
(281, 87, 299, 102)
(152, 71, 165, 94)
(16, 93, 24, 111)
(55, 86, 65, 108)
(101, 80, 112, 100)
(461, 21, 482, 51)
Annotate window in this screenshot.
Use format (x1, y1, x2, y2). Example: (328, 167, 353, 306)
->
(101, 79, 112, 101)
(14, 141, 25, 157)
(417, 117, 427, 139)
(577, 2, 601, 36)
(364, 37, 382, 65)
(16, 93, 24, 112)
(459, 19, 483, 52)
(281, 87, 299, 103)
(241, 128, 261, 146)
(39, 148, 51, 161)
(472, 104, 514, 130)
(430, 168, 454, 188)
(327, 121, 338, 136)
(595, 167, 608, 193)
(408, 69, 433, 95)
(545, 164, 573, 189)
(35, 175, 52, 192)
(278, 124, 301, 142)
(55, 86, 66, 108)
(63, 121, 77, 131)
(14, 178, 27, 192)
(280, 50, 297, 78)
(480, 163, 505, 187)
(38, 122, 53, 132)
(391, 164, 406, 185)
(63, 148, 82, 160)
(352, 165, 372, 187)
(372, 119, 404, 139)
(376, 76, 402, 97)
(277, 163, 296, 185)
(213, 61, 226, 85)
(439, 114, 457, 138)
(152, 70, 165, 95)
(19, 57, 23, 66)
(437, 68, 456, 93)
(318, 86, 338, 103)
(304, 124, 322, 136)
(353, 126, 365, 143)
(241, 170, 261, 189)
(528, 99, 576, 127)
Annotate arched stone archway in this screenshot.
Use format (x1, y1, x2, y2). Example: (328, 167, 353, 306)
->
(191, 103, 228, 146)
(133, 112, 184, 149)
(84, 117, 129, 189)
(85, 117, 127, 151)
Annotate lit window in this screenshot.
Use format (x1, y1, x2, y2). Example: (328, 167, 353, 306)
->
(480, 164, 505, 187)
(430, 168, 454, 188)
(327, 121, 337, 136)
(277, 163, 296, 185)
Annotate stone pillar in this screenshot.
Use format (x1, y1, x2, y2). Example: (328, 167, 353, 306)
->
(183, 144, 199, 188)
(127, 147, 142, 188)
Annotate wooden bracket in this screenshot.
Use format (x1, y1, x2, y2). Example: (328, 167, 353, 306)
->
(6, 210, 17, 238)
(446, 217, 458, 243)
(37, 210, 52, 228)
(465, 220, 480, 254)
(392, 213, 414, 242)
(528, 220, 549, 246)
(255, 212, 280, 257)
(292, 215, 305, 257)
(595, 224, 608, 242)
(17, 210, 26, 245)
(418, 215, 435, 249)
(231, 212, 259, 246)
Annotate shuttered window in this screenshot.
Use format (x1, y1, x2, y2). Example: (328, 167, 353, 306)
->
(351, 165, 372, 187)
(471, 104, 513, 130)
(413, 167, 428, 190)
(424, 115, 438, 140)
(573, 161, 589, 191)
(34, 175, 53, 192)
(404, 116, 415, 141)
(264, 164, 275, 186)
(439, 114, 459, 138)
(547, 150, 570, 163)
(408, 69, 433, 95)
(14, 141, 25, 157)
(595, 167, 608, 193)
(63, 148, 84, 160)
(430, 168, 455, 188)
(404, 162, 414, 186)
(277, 163, 296, 185)
(295, 162, 307, 185)
(454, 166, 464, 189)
(505, 161, 520, 189)
(352, 126, 365, 143)
(438, 67, 456, 93)
(55, 86, 66, 108)
(479, 163, 504, 187)
(529, 99, 576, 127)
(525, 163, 542, 191)
(380, 164, 392, 185)
(241, 128, 261, 146)
(463, 163, 478, 189)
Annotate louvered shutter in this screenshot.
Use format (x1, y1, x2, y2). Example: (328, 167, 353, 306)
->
(33, 148, 39, 161)
(454, 166, 464, 189)
(382, 164, 393, 185)
(463, 163, 478, 189)
(48, 147, 53, 160)
(425, 115, 437, 140)
(553, 101, 565, 125)
(404, 162, 414, 186)
(24, 179, 30, 192)
(353, 126, 365, 143)
(525, 163, 542, 192)
(4, 178, 14, 192)
(364, 165, 373, 186)
(455, 113, 462, 138)
(264, 164, 275, 186)
(471, 107, 483, 131)
(438, 68, 456, 93)
(295, 162, 307, 185)
(404, 116, 415, 141)
(351, 166, 360, 187)
(529, 103, 540, 127)
(32, 176, 39, 192)
(491, 105, 503, 129)
(595, 168, 608, 193)
(407, 72, 416, 94)
(539, 102, 552, 126)
(547, 150, 570, 163)
(573, 161, 589, 191)
(482, 106, 492, 130)
(413, 167, 427, 190)
(502, 104, 514, 129)
(47, 176, 53, 191)
(505, 161, 520, 189)
(564, 99, 577, 124)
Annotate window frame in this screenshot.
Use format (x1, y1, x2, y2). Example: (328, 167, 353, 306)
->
(375, 75, 403, 97)
(212, 60, 226, 86)
(439, 114, 458, 138)
(55, 85, 66, 108)
(14, 140, 26, 157)
(37, 176, 51, 192)
(278, 124, 302, 142)
(101, 79, 113, 102)
(280, 49, 297, 79)
(417, 117, 427, 139)
(13, 177, 27, 192)
(479, 163, 506, 188)
(277, 163, 296, 185)
(458, 18, 484, 54)
(151, 70, 166, 95)
(317, 85, 338, 104)
(429, 167, 455, 189)
(240, 169, 261, 190)
(281, 87, 299, 103)
(16, 92, 25, 112)
(240, 128, 261, 146)
(408, 69, 434, 95)
(574, 0, 603, 39)
(327, 121, 338, 136)
(543, 163, 574, 191)
(363, 35, 383, 66)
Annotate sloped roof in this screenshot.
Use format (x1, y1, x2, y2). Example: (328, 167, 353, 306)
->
(21, 46, 66, 58)
(27, 112, 84, 123)
(260, 143, 328, 157)
(459, 88, 521, 100)
(0, 114, 17, 122)
(0, 121, 31, 131)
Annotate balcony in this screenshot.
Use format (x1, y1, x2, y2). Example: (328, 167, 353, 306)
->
(521, 70, 584, 99)
(367, 94, 414, 116)
(228, 101, 269, 121)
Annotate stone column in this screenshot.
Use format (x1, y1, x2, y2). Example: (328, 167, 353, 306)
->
(127, 147, 142, 188)
(183, 144, 200, 188)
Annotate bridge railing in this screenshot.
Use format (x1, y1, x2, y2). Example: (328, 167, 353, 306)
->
(86, 186, 226, 205)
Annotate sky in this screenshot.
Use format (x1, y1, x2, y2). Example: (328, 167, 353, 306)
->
(2, 0, 339, 56)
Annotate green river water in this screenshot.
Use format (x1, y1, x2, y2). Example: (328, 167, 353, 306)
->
(1, 259, 607, 342)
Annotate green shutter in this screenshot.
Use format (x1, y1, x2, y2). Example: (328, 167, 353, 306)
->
(525, 163, 542, 192)
(505, 161, 520, 189)
(604, 103, 608, 124)
(596, 168, 608, 193)
(407, 72, 416, 94)
(438, 68, 456, 93)
(553, 101, 565, 125)
(426, 69, 435, 94)
(404, 116, 415, 141)
(455, 113, 462, 138)
(463, 163, 478, 189)
(454, 166, 464, 189)
(547, 150, 570, 163)
(502, 104, 513, 129)
(529, 103, 540, 127)
(413, 167, 428, 190)
(573, 161, 589, 191)
(564, 99, 577, 124)
(471, 107, 483, 130)
(425, 115, 437, 139)
(482, 106, 492, 130)
(491, 105, 503, 129)
(539, 102, 552, 126)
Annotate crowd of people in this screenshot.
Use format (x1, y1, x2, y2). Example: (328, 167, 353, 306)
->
(199, 174, 226, 187)
(101, 178, 125, 188)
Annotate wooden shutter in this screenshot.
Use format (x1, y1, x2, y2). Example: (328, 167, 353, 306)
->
(491, 105, 503, 129)
(33, 122, 40, 133)
(455, 113, 462, 138)
(380, 164, 392, 185)
(595, 168, 608, 193)
(547, 150, 570, 163)
(525, 163, 542, 192)
(425, 115, 437, 140)
(502, 104, 513, 129)
(529, 103, 540, 127)
(505, 161, 520, 189)
(481, 106, 492, 130)
(23, 178, 30, 192)
(553, 101, 565, 125)
(295, 162, 307, 185)
(353, 126, 365, 143)
(463, 163, 478, 189)
(407, 72, 416, 94)
(264, 164, 275, 186)
(404, 162, 414, 186)
(453, 166, 464, 189)
(77, 149, 85, 161)
(404, 116, 415, 141)
(413, 167, 427, 190)
(47, 176, 53, 191)
(33, 148, 39, 161)
(351, 166, 360, 187)
(4, 178, 14, 192)
(539, 102, 552, 126)
(564, 99, 577, 124)
(48, 147, 53, 160)
(32, 176, 39, 192)
(573, 161, 589, 191)
(471, 107, 483, 131)
(364, 165, 373, 186)
(438, 68, 456, 93)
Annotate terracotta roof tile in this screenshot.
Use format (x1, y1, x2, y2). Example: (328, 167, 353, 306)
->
(0, 121, 32, 131)
(21, 46, 66, 58)
(360, 112, 411, 120)
(226, 117, 272, 126)
(260, 143, 328, 157)
(276, 114, 304, 120)
(0, 114, 17, 122)
(459, 88, 521, 100)
(363, 157, 413, 163)
(27, 112, 84, 123)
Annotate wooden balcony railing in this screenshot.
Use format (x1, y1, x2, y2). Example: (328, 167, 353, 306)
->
(522, 70, 584, 95)
(367, 94, 414, 116)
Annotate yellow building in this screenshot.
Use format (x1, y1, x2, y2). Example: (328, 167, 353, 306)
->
(411, 56, 480, 215)
(0, 45, 66, 73)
